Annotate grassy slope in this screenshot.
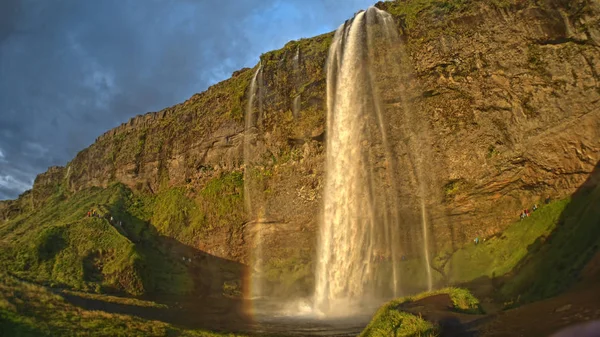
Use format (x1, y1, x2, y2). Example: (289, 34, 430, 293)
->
(128, 171, 245, 247)
(501, 183, 600, 304)
(360, 287, 481, 337)
(442, 199, 569, 284)
(0, 183, 192, 296)
(0, 273, 243, 337)
(436, 182, 600, 306)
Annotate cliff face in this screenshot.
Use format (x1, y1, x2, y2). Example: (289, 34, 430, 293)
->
(4, 0, 599, 294)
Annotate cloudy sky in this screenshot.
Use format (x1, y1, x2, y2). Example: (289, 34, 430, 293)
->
(0, 0, 374, 200)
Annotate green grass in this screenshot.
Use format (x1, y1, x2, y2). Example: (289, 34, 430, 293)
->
(260, 32, 333, 67)
(199, 171, 245, 228)
(436, 179, 600, 306)
(383, 0, 471, 30)
(151, 187, 205, 238)
(500, 184, 600, 305)
(0, 272, 245, 337)
(360, 287, 480, 337)
(442, 199, 569, 284)
(0, 183, 193, 296)
(61, 289, 168, 308)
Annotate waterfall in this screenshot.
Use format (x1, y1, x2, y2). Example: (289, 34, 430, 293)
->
(292, 95, 301, 119)
(314, 6, 433, 316)
(420, 198, 433, 291)
(244, 64, 263, 218)
(245, 64, 264, 299)
(292, 46, 301, 120)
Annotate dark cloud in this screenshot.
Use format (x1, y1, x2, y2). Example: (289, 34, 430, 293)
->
(0, 0, 374, 200)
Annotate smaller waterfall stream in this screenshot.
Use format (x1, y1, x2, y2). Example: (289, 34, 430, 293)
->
(244, 64, 262, 217)
(420, 198, 433, 291)
(244, 64, 265, 299)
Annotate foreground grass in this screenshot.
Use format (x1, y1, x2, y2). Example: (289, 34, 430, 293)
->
(360, 287, 480, 337)
(360, 310, 437, 337)
(60, 289, 168, 309)
(0, 273, 244, 337)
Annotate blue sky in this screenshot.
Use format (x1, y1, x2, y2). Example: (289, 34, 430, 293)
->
(0, 0, 374, 200)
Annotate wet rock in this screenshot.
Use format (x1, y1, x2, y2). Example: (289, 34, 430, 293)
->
(556, 304, 572, 312)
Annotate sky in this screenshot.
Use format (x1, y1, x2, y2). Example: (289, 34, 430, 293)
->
(0, 0, 375, 200)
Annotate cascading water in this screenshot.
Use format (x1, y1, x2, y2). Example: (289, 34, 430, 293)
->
(244, 64, 266, 299)
(292, 47, 301, 119)
(314, 7, 434, 316)
(292, 95, 301, 119)
(244, 64, 262, 216)
(420, 198, 433, 291)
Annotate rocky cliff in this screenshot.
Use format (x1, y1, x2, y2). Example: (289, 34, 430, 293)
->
(2, 0, 599, 295)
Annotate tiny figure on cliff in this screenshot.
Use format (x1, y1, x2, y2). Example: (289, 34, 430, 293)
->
(110, 216, 114, 223)
(533, 204, 538, 211)
(474, 237, 480, 245)
(545, 196, 551, 204)
(87, 211, 91, 217)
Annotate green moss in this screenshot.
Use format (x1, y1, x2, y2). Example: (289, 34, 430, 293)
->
(360, 310, 437, 337)
(443, 179, 463, 197)
(133, 129, 147, 174)
(384, 0, 471, 30)
(360, 301, 439, 337)
(263, 248, 313, 296)
(360, 287, 480, 337)
(199, 171, 245, 230)
(151, 187, 203, 237)
(411, 287, 481, 314)
(487, 145, 500, 158)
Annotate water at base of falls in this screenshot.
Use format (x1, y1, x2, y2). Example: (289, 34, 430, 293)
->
(250, 298, 375, 336)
